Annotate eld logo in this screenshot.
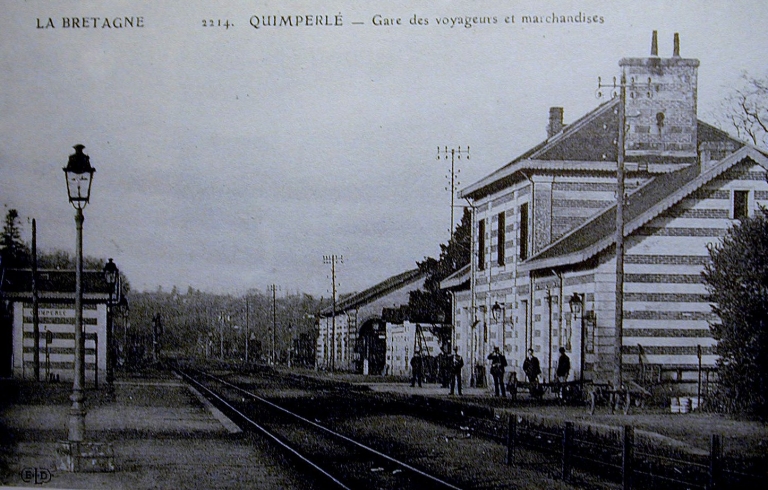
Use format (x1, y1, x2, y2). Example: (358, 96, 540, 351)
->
(21, 467, 51, 484)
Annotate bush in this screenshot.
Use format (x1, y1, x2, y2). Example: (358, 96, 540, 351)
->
(703, 207, 768, 419)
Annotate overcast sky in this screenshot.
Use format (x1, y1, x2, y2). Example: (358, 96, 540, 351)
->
(1, 0, 766, 297)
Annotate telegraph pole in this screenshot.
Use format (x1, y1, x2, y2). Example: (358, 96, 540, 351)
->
(219, 312, 225, 359)
(32, 219, 40, 381)
(245, 295, 250, 363)
(267, 284, 279, 364)
(323, 254, 343, 371)
(437, 146, 469, 238)
(598, 68, 651, 390)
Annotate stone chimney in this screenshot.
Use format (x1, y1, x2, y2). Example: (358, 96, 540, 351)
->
(620, 32, 699, 164)
(547, 107, 564, 139)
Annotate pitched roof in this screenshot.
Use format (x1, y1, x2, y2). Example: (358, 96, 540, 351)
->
(440, 264, 470, 290)
(459, 101, 745, 201)
(319, 268, 426, 316)
(0, 268, 114, 302)
(521, 145, 768, 272)
(460, 99, 620, 199)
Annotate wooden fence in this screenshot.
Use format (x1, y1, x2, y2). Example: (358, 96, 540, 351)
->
(505, 414, 761, 489)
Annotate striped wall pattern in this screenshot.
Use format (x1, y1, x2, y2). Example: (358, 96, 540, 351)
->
(13, 303, 107, 381)
(622, 162, 768, 372)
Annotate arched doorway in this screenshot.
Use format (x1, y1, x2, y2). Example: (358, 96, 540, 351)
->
(356, 318, 386, 375)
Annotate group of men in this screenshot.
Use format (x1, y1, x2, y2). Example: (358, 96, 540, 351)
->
(410, 345, 571, 398)
(410, 346, 464, 394)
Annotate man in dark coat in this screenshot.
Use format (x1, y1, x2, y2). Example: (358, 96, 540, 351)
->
(437, 349, 450, 388)
(556, 347, 571, 383)
(449, 347, 464, 395)
(523, 348, 541, 384)
(487, 346, 508, 397)
(523, 348, 543, 398)
(410, 350, 423, 387)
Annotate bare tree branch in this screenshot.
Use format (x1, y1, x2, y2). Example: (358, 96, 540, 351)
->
(719, 72, 768, 148)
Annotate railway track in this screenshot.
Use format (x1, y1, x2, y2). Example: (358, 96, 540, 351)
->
(176, 367, 464, 490)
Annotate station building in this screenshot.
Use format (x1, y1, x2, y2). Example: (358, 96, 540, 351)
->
(443, 33, 768, 392)
(0, 268, 119, 383)
(316, 268, 427, 374)
(385, 321, 445, 378)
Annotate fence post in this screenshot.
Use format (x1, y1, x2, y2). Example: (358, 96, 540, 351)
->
(506, 414, 516, 466)
(622, 425, 634, 490)
(562, 421, 573, 481)
(709, 434, 722, 489)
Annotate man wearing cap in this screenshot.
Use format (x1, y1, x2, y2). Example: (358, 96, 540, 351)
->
(523, 348, 541, 384)
(449, 347, 464, 395)
(487, 346, 508, 397)
(523, 348, 543, 398)
(410, 349, 423, 387)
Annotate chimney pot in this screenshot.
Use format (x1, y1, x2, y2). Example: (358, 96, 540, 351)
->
(673, 33, 680, 57)
(547, 107, 564, 138)
(651, 30, 658, 56)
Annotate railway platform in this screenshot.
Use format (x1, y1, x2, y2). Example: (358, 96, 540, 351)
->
(0, 372, 307, 489)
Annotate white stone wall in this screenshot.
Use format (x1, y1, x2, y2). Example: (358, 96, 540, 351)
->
(13, 301, 107, 382)
(385, 321, 443, 377)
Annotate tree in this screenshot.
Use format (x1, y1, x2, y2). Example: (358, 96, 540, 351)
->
(407, 207, 471, 323)
(702, 207, 768, 418)
(718, 72, 768, 148)
(36, 248, 105, 271)
(0, 209, 30, 269)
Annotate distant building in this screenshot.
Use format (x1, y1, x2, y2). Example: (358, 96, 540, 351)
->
(1, 268, 119, 382)
(385, 321, 445, 377)
(443, 32, 768, 392)
(316, 268, 426, 374)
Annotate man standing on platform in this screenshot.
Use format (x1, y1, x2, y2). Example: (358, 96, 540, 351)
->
(523, 349, 541, 384)
(410, 350, 423, 387)
(523, 348, 543, 398)
(488, 346, 508, 397)
(449, 347, 463, 395)
(556, 347, 571, 383)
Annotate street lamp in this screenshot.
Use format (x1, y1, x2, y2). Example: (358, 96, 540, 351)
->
(63, 144, 95, 443)
(568, 293, 585, 382)
(491, 301, 506, 354)
(491, 301, 502, 322)
(103, 258, 118, 393)
(568, 291, 583, 312)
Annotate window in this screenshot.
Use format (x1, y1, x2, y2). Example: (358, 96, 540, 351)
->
(519, 203, 529, 260)
(497, 212, 505, 266)
(733, 190, 749, 220)
(478, 218, 485, 270)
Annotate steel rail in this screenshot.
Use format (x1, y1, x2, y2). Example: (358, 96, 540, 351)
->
(193, 368, 464, 490)
(176, 369, 352, 490)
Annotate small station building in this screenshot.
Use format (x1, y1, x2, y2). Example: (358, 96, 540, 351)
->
(0, 268, 119, 383)
(316, 268, 428, 374)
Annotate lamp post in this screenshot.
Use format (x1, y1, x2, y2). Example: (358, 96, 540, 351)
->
(569, 293, 585, 383)
(63, 144, 95, 443)
(491, 301, 505, 350)
(268, 284, 279, 365)
(103, 259, 118, 393)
